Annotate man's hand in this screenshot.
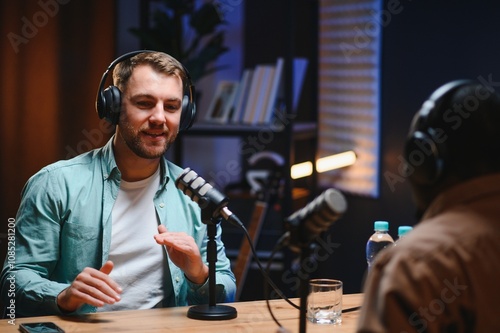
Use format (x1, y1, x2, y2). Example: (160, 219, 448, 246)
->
(154, 225, 209, 284)
(57, 261, 122, 312)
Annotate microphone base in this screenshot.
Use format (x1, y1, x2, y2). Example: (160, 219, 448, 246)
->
(187, 304, 237, 321)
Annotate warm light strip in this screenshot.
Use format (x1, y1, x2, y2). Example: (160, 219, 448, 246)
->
(291, 161, 313, 179)
(316, 150, 357, 173)
(290, 151, 357, 179)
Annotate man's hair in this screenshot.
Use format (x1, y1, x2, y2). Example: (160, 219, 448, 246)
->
(112, 52, 188, 93)
(427, 82, 500, 179)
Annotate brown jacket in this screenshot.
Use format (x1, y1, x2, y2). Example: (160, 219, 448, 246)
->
(357, 173, 500, 332)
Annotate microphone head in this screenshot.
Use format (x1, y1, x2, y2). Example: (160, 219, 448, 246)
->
(175, 168, 212, 208)
(285, 188, 347, 251)
(175, 167, 229, 219)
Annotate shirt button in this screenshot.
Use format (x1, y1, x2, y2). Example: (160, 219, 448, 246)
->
(159, 203, 165, 208)
(175, 276, 180, 283)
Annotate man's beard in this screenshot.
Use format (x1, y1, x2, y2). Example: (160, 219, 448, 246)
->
(119, 122, 175, 159)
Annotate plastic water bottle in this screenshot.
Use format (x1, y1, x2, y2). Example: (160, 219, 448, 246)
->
(397, 226, 413, 242)
(366, 221, 394, 268)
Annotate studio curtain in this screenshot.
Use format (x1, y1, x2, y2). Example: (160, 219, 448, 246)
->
(0, 0, 116, 248)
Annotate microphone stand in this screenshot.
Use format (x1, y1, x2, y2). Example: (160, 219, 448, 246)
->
(298, 244, 313, 333)
(186, 203, 237, 320)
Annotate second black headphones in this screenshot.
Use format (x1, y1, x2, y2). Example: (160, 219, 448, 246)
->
(404, 79, 475, 185)
(95, 50, 196, 131)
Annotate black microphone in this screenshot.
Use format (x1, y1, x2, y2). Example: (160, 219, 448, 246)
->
(175, 167, 241, 226)
(284, 188, 347, 252)
(175, 167, 240, 320)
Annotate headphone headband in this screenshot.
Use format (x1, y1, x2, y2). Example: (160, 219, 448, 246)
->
(404, 79, 474, 185)
(410, 79, 474, 133)
(95, 50, 196, 130)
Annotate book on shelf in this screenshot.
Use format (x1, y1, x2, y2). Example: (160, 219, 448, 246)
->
(292, 58, 308, 111)
(211, 57, 308, 126)
(230, 69, 253, 123)
(243, 65, 275, 124)
(260, 57, 284, 124)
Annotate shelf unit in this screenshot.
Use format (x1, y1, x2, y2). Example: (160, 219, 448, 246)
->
(173, 0, 318, 300)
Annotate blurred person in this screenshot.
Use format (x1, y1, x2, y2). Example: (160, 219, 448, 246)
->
(357, 80, 500, 332)
(0, 51, 236, 317)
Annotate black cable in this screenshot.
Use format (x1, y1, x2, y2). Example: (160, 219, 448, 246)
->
(264, 232, 296, 328)
(227, 214, 297, 328)
(342, 306, 362, 313)
(227, 214, 299, 310)
(227, 213, 361, 328)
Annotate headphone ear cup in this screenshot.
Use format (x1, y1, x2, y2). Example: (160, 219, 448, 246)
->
(403, 79, 473, 185)
(96, 91, 106, 120)
(102, 86, 122, 125)
(179, 89, 196, 131)
(405, 130, 445, 185)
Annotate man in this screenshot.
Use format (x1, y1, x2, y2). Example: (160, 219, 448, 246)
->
(0, 51, 236, 316)
(357, 80, 500, 332)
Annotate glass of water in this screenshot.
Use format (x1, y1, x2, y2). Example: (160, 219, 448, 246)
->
(307, 279, 343, 325)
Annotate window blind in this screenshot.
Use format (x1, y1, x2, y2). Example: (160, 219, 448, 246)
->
(318, 0, 382, 197)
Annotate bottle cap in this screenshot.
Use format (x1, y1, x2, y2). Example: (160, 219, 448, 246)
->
(374, 221, 389, 231)
(398, 226, 413, 237)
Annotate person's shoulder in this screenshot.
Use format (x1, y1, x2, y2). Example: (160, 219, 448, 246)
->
(29, 149, 103, 184)
(377, 212, 486, 276)
(388, 218, 456, 257)
(46, 149, 101, 171)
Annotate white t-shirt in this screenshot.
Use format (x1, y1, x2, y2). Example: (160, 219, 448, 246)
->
(99, 167, 166, 311)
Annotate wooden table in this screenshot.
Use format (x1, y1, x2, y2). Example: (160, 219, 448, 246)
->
(1, 294, 363, 332)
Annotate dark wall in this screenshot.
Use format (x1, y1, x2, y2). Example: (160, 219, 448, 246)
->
(245, 0, 500, 295)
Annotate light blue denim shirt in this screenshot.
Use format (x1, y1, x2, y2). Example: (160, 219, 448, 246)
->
(0, 137, 236, 317)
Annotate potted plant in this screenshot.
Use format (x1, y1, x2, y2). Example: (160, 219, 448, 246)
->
(129, 0, 229, 83)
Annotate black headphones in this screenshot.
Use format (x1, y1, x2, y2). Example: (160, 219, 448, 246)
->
(404, 79, 474, 185)
(95, 50, 196, 131)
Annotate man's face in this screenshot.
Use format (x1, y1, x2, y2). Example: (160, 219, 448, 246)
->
(116, 64, 183, 159)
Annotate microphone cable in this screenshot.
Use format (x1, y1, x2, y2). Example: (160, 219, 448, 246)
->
(227, 214, 299, 312)
(264, 232, 295, 329)
(228, 206, 361, 329)
(228, 213, 298, 330)
(260, 230, 362, 326)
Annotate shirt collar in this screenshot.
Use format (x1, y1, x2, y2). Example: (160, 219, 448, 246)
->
(100, 135, 170, 187)
(101, 137, 120, 181)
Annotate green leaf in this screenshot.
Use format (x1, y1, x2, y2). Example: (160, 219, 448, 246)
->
(190, 3, 225, 36)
